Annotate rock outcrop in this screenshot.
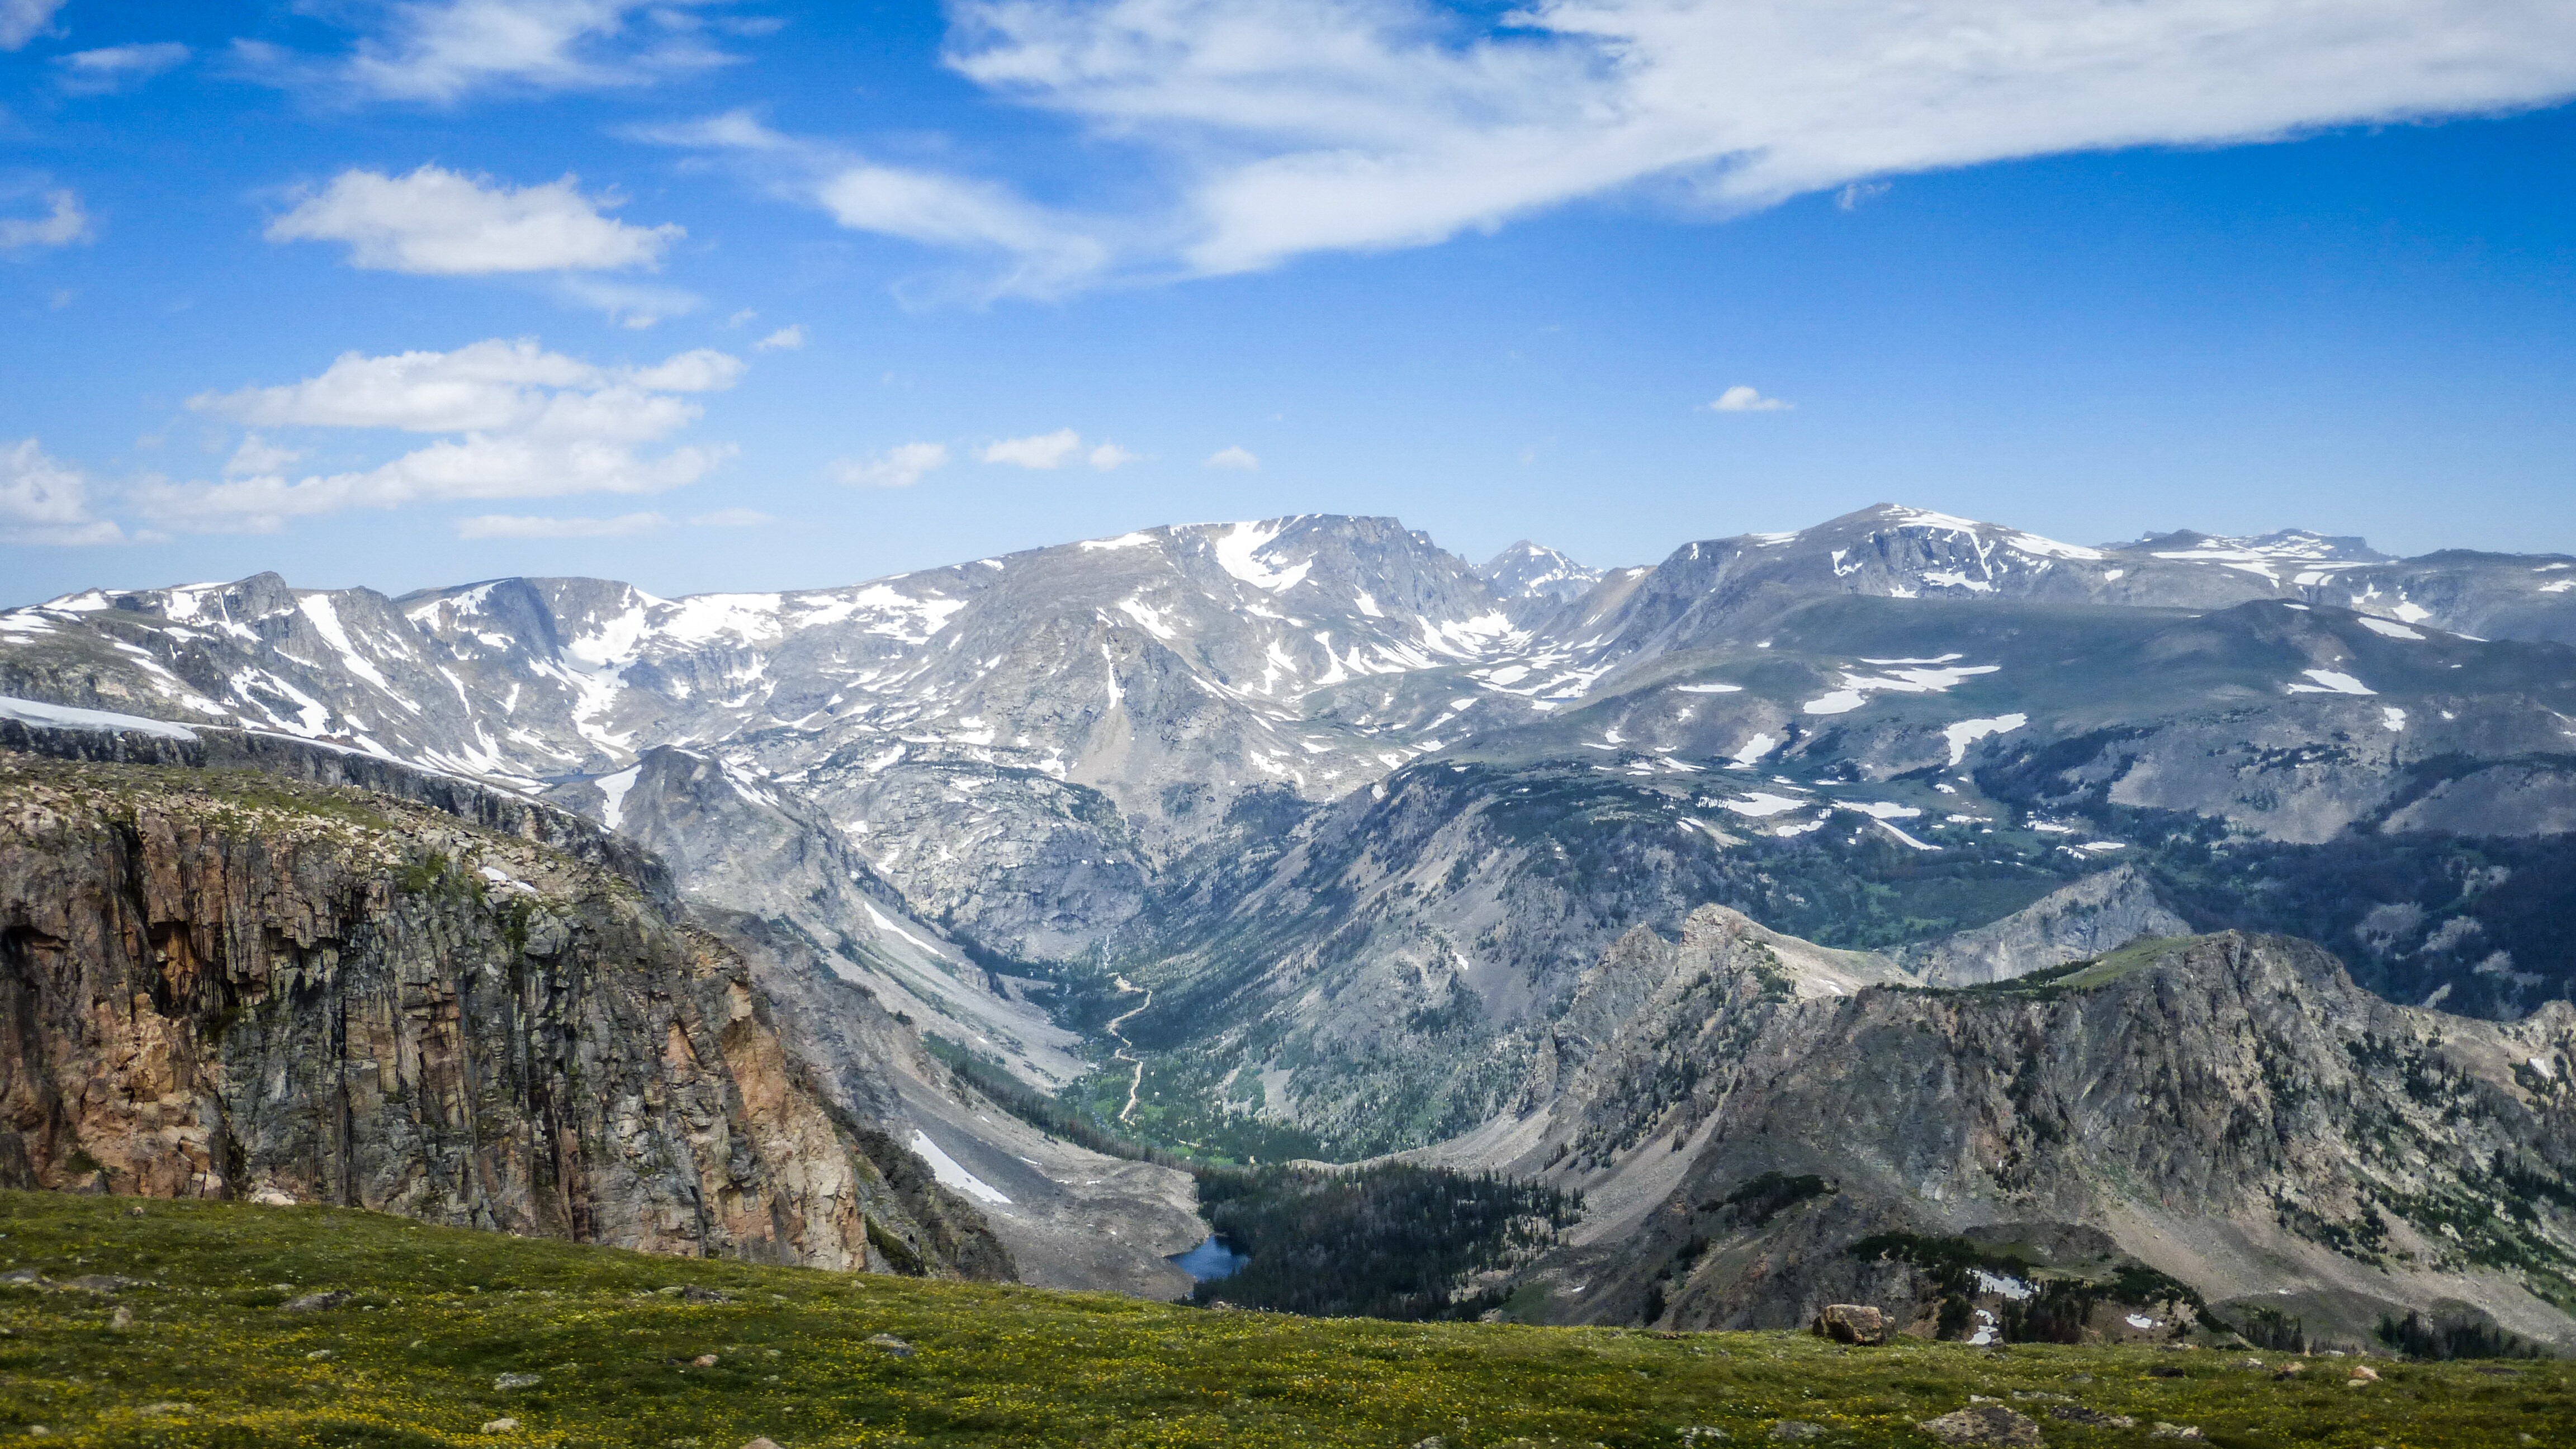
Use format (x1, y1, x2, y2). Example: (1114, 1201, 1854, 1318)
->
(0, 744, 1009, 1278)
(1464, 915, 2576, 1348)
(1898, 865, 2192, 986)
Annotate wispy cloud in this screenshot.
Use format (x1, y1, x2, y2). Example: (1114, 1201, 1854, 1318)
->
(689, 506, 773, 527)
(632, 107, 1114, 299)
(0, 190, 89, 252)
(250, 0, 742, 103)
(144, 338, 741, 532)
(55, 42, 190, 94)
(981, 429, 1083, 468)
(752, 325, 804, 351)
(0, 438, 126, 545)
(0, 0, 65, 51)
(268, 166, 682, 274)
(457, 510, 669, 539)
(1705, 385, 1792, 413)
(1205, 445, 1259, 470)
(1087, 442, 1144, 470)
(918, 0, 2576, 281)
(833, 441, 950, 489)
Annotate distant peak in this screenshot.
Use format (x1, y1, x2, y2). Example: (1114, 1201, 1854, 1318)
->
(2116, 528, 2385, 563)
(1480, 541, 1602, 603)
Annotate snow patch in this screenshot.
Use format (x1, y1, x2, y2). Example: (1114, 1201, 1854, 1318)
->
(0, 694, 198, 741)
(1212, 520, 1313, 593)
(2357, 616, 2424, 641)
(908, 1130, 1011, 1206)
(1717, 792, 1808, 819)
(1675, 682, 1742, 694)
(2286, 669, 2375, 696)
(593, 765, 641, 831)
(1942, 713, 2028, 766)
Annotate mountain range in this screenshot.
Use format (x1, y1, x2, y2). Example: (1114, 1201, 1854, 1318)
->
(5, 502, 2575, 1346)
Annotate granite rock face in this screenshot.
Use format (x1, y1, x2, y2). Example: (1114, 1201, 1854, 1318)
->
(1462, 919, 2576, 1348)
(0, 746, 1008, 1279)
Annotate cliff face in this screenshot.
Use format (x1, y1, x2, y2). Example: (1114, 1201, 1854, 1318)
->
(0, 747, 1009, 1279)
(1459, 913, 2576, 1347)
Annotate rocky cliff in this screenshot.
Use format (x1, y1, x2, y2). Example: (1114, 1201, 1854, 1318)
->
(1450, 918, 2576, 1348)
(0, 741, 1010, 1279)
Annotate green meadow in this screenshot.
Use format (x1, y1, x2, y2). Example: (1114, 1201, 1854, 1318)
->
(0, 1191, 2564, 1447)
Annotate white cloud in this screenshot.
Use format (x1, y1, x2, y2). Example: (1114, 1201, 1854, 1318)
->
(689, 506, 773, 527)
(1205, 445, 1259, 470)
(225, 435, 304, 477)
(458, 510, 669, 539)
(1835, 181, 1891, 211)
(981, 428, 1083, 469)
(815, 163, 1107, 296)
(936, 0, 2576, 277)
(145, 338, 741, 532)
(634, 109, 1113, 297)
(1088, 442, 1143, 470)
(55, 42, 190, 94)
(0, 438, 125, 545)
(0, 0, 64, 50)
(0, 190, 90, 252)
(267, 165, 682, 275)
(553, 274, 701, 328)
(191, 337, 738, 434)
(1706, 386, 1792, 413)
(833, 442, 950, 489)
(753, 325, 805, 351)
(330, 0, 738, 102)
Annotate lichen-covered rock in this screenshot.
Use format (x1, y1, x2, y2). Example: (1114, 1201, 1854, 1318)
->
(0, 749, 1007, 1279)
(1812, 1304, 1888, 1345)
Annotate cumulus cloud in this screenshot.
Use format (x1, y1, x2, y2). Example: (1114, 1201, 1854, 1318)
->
(1205, 445, 1259, 470)
(0, 438, 126, 545)
(1088, 442, 1143, 470)
(55, 42, 190, 94)
(144, 338, 741, 532)
(224, 436, 304, 477)
(301, 0, 740, 103)
(926, 0, 2576, 278)
(267, 165, 682, 275)
(1706, 386, 1792, 413)
(981, 428, 1083, 469)
(0, 191, 90, 252)
(0, 0, 64, 50)
(457, 510, 669, 539)
(753, 325, 804, 351)
(832, 441, 950, 489)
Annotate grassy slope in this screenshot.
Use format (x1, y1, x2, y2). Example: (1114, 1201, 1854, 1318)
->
(0, 1193, 2566, 1448)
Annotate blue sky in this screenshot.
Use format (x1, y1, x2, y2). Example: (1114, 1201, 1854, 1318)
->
(3, 0, 2574, 605)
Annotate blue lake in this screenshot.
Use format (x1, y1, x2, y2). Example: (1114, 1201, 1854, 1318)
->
(1168, 1235, 1248, 1281)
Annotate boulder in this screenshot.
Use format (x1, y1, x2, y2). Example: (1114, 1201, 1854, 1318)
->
(1811, 1304, 1888, 1346)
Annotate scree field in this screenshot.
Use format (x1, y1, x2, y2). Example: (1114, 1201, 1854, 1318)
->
(0, 1192, 2565, 1447)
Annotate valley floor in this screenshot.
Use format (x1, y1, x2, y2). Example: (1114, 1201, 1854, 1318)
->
(0, 1193, 2565, 1447)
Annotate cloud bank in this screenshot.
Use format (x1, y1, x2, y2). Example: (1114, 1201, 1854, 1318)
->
(149, 338, 741, 532)
(834, 0, 2576, 288)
